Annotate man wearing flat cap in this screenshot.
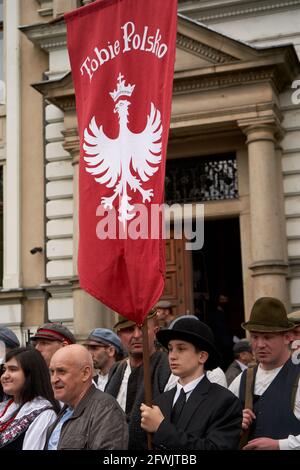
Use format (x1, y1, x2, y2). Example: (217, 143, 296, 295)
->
(105, 309, 171, 449)
(31, 322, 76, 367)
(83, 328, 124, 391)
(288, 310, 300, 346)
(0, 326, 20, 352)
(155, 300, 176, 328)
(225, 340, 254, 386)
(140, 316, 242, 450)
(229, 297, 300, 450)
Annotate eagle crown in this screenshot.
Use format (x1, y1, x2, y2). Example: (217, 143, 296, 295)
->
(109, 72, 135, 102)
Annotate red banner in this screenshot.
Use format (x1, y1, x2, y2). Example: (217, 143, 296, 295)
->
(65, 0, 177, 324)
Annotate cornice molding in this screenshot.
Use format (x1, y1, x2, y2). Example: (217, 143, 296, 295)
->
(19, 21, 66, 52)
(177, 32, 236, 63)
(173, 67, 280, 95)
(178, 0, 300, 23)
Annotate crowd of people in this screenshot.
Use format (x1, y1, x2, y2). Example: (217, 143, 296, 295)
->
(0, 296, 299, 450)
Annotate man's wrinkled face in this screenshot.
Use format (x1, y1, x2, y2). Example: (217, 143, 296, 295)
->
(117, 319, 158, 357)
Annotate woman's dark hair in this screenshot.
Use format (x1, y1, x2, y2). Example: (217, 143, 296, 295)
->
(4, 347, 60, 413)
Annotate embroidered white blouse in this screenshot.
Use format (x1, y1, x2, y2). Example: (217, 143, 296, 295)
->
(0, 396, 57, 450)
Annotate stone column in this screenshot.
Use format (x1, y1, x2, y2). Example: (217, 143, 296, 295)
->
(243, 123, 289, 308)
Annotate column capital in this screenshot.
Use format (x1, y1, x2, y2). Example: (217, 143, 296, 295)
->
(238, 118, 284, 143)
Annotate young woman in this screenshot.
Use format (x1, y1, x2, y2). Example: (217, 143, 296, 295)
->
(0, 347, 60, 450)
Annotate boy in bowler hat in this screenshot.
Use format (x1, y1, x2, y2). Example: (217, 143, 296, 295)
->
(140, 316, 242, 450)
(229, 297, 300, 450)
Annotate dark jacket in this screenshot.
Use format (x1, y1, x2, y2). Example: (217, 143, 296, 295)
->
(44, 385, 128, 450)
(225, 360, 243, 386)
(153, 376, 242, 450)
(105, 351, 171, 449)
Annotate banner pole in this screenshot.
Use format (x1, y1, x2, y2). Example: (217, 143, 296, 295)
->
(142, 317, 153, 450)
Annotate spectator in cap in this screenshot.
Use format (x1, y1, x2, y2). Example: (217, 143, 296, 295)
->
(105, 309, 171, 449)
(225, 339, 254, 386)
(0, 326, 20, 352)
(140, 316, 242, 450)
(229, 297, 300, 450)
(155, 300, 176, 328)
(83, 328, 124, 391)
(288, 310, 300, 347)
(31, 322, 76, 367)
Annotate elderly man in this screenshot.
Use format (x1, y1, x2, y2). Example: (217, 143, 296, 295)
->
(31, 322, 76, 367)
(225, 339, 254, 386)
(229, 297, 300, 450)
(46, 344, 128, 450)
(83, 328, 124, 391)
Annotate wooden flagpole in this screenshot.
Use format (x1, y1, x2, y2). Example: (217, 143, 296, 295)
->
(142, 317, 153, 450)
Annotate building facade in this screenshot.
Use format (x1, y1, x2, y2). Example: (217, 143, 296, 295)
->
(1, 0, 300, 343)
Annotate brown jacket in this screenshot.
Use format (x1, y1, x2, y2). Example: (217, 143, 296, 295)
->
(45, 385, 128, 450)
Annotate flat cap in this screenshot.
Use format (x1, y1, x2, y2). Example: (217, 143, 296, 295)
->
(155, 300, 174, 309)
(233, 339, 252, 354)
(31, 322, 76, 345)
(287, 310, 300, 325)
(0, 326, 20, 349)
(83, 328, 123, 354)
(114, 309, 157, 332)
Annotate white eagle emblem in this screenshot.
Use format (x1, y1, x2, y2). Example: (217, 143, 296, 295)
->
(83, 73, 163, 225)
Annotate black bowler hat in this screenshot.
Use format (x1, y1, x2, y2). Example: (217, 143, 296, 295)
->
(157, 316, 220, 370)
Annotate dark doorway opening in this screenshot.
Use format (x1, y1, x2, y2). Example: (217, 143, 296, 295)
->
(192, 217, 245, 369)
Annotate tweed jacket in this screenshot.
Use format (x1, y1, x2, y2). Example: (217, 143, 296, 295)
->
(153, 376, 242, 450)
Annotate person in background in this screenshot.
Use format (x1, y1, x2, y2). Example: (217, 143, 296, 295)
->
(83, 328, 124, 391)
(155, 300, 176, 328)
(225, 339, 254, 386)
(0, 326, 21, 402)
(0, 326, 20, 352)
(288, 310, 300, 347)
(46, 344, 128, 450)
(207, 293, 234, 370)
(229, 297, 300, 450)
(31, 322, 76, 367)
(140, 316, 242, 450)
(0, 347, 59, 450)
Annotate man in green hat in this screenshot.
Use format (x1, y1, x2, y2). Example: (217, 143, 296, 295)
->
(105, 309, 171, 449)
(229, 297, 300, 450)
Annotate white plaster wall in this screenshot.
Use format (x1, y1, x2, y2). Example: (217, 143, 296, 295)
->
(48, 296, 74, 321)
